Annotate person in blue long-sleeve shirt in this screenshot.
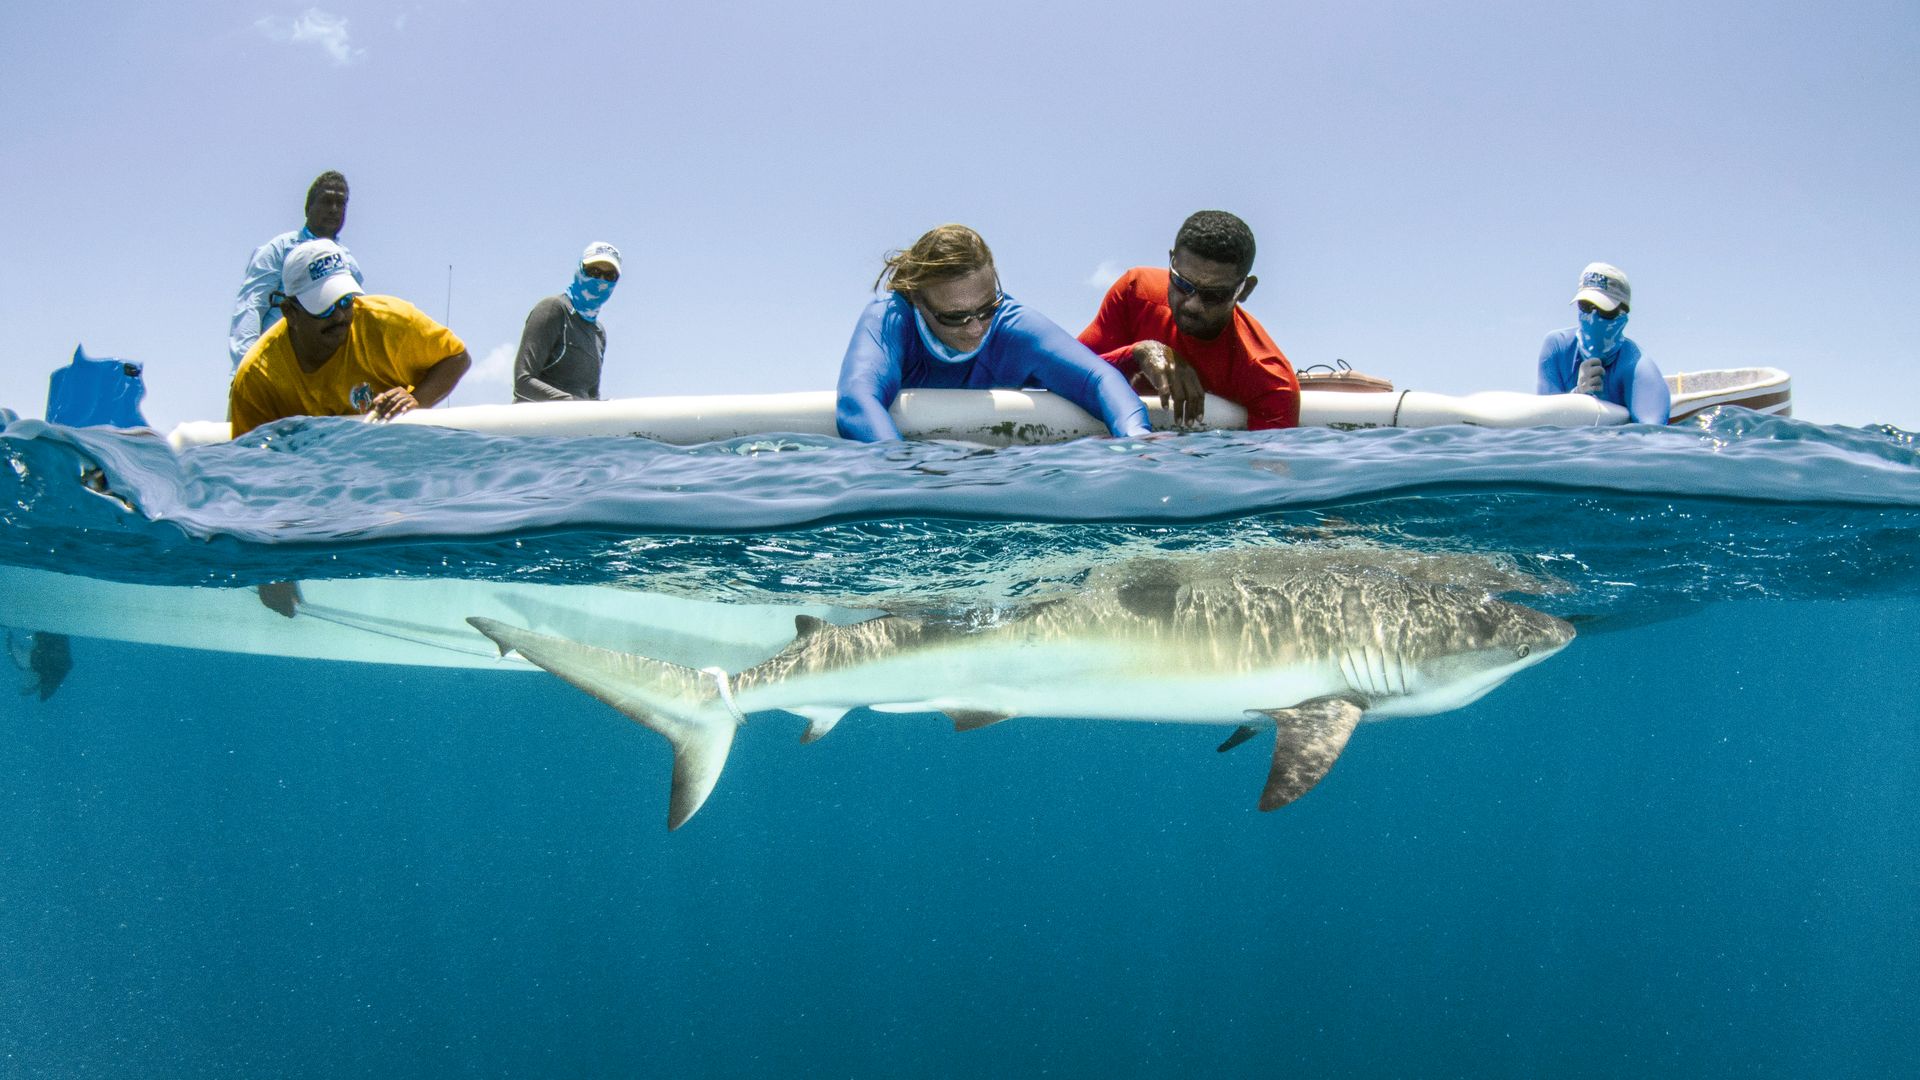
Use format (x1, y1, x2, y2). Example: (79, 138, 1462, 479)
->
(1536, 261, 1670, 424)
(836, 224, 1151, 442)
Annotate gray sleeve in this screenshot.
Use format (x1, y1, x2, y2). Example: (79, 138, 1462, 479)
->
(512, 298, 570, 402)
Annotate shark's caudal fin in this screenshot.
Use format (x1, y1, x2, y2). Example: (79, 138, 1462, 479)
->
(467, 616, 738, 831)
(1250, 697, 1364, 811)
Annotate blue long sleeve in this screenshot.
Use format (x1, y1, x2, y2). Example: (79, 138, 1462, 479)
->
(1623, 351, 1672, 424)
(1536, 328, 1670, 423)
(1536, 329, 1576, 394)
(836, 300, 907, 441)
(229, 240, 288, 371)
(1005, 306, 1151, 437)
(834, 292, 1150, 443)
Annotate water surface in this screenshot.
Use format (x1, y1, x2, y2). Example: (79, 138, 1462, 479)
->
(3, 411, 1916, 1078)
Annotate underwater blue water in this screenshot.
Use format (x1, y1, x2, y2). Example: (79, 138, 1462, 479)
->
(3, 412, 1918, 1078)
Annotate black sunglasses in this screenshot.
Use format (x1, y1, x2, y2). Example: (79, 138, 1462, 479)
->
(921, 291, 1003, 328)
(1577, 300, 1627, 320)
(1168, 264, 1245, 306)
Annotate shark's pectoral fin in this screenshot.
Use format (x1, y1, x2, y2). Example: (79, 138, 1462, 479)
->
(1251, 697, 1364, 811)
(948, 709, 1014, 732)
(791, 706, 848, 744)
(1216, 724, 1259, 753)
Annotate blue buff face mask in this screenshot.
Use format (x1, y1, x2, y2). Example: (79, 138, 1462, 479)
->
(911, 305, 995, 364)
(1577, 307, 1628, 360)
(567, 268, 616, 322)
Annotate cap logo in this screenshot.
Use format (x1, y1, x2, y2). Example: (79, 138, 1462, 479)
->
(1581, 272, 1615, 292)
(308, 251, 347, 282)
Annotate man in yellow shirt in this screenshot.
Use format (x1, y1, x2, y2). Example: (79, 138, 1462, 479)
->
(229, 239, 471, 437)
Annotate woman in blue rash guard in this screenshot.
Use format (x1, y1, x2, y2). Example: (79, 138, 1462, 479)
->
(836, 224, 1152, 442)
(1536, 261, 1671, 424)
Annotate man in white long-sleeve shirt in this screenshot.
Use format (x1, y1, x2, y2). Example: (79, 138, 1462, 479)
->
(228, 171, 365, 373)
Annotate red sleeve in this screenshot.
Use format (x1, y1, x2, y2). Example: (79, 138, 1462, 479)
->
(1078, 270, 1147, 381)
(1238, 349, 1302, 430)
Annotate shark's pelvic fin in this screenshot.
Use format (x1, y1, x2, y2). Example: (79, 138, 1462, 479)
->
(467, 616, 737, 831)
(791, 706, 848, 744)
(1216, 724, 1260, 753)
(948, 709, 1014, 732)
(1251, 697, 1364, 811)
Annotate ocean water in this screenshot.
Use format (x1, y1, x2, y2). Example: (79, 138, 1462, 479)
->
(2, 411, 1918, 1079)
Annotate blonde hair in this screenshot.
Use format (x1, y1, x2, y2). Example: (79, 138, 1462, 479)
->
(875, 224, 995, 293)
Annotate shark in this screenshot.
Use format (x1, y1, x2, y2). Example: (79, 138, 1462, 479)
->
(467, 559, 1575, 830)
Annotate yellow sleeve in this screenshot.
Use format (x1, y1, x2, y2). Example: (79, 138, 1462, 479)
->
(370, 298, 468, 387)
(228, 372, 270, 438)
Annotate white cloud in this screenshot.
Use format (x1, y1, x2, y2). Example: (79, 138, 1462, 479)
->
(255, 8, 364, 66)
(1085, 260, 1125, 290)
(465, 341, 515, 390)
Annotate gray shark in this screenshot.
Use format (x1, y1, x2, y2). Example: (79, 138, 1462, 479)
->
(468, 561, 1574, 829)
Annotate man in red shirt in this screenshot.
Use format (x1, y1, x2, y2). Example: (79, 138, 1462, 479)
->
(1078, 210, 1299, 429)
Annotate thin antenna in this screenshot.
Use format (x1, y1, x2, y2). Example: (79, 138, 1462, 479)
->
(445, 264, 453, 325)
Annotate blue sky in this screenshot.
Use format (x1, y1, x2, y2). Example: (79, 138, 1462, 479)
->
(2, 0, 1916, 430)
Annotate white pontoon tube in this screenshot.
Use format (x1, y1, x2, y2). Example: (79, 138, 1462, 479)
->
(162, 367, 1791, 451)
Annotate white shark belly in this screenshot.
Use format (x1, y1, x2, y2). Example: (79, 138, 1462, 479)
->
(734, 640, 1343, 725)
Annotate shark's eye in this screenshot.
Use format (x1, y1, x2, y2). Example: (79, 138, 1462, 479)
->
(1517, 644, 1531, 658)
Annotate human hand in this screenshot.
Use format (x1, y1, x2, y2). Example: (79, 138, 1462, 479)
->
(1133, 341, 1206, 425)
(1574, 358, 1605, 395)
(257, 580, 303, 618)
(366, 386, 420, 421)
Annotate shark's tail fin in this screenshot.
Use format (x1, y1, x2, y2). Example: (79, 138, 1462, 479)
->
(467, 616, 739, 830)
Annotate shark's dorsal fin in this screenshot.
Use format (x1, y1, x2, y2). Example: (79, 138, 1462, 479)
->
(790, 706, 848, 744)
(793, 614, 831, 637)
(1250, 697, 1364, 811)
(467, 616, 738, 831)
(948, 709, 1014, 732)
(1216, 724, 1260, 753)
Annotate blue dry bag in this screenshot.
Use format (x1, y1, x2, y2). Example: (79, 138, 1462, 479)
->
(45, 344, 150, 428)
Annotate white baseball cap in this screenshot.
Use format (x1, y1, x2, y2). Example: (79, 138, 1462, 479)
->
(282, 239, 364, 315)
(1571, 261, 1631, 313)
(581, 241, 622, 273)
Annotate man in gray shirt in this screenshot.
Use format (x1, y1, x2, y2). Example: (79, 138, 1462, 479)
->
(513, 242, 622, 401)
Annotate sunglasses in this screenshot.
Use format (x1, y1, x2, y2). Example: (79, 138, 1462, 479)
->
(272, 290, 356, 319)
(921, 291, 1003, 328)
(1168, 264, 1245, 306)
(1577, 300, 1627, 320)
(582, 263, 620, 282)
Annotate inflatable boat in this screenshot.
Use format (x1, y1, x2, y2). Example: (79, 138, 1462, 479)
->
(161, 367, 1793, 451)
